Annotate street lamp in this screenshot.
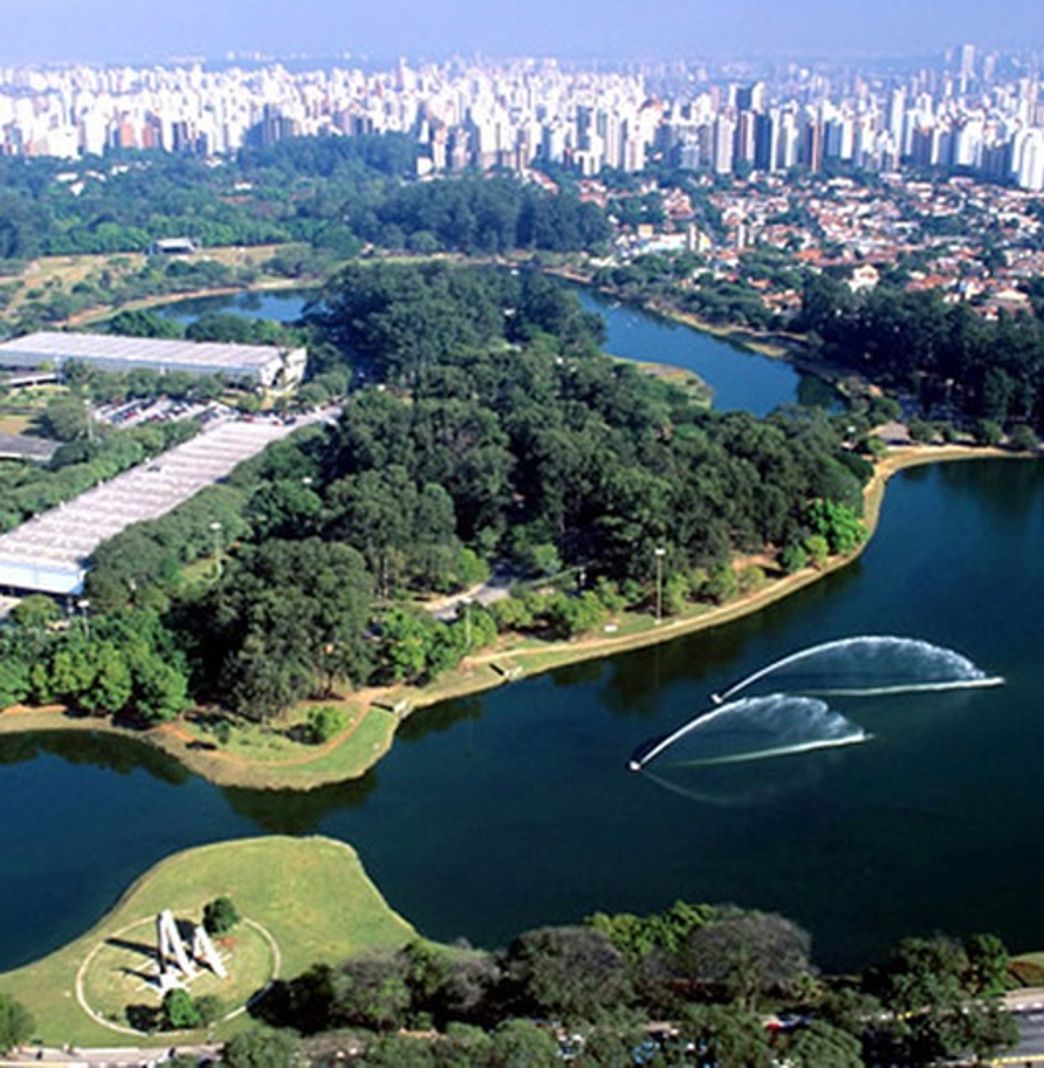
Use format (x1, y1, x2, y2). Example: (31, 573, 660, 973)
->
(209, 521, 223, 579)
(77, 597, 90, 640)
(654, 547, 667, 625)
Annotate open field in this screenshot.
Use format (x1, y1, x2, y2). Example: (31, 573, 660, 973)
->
(0, 836, 420, 1047)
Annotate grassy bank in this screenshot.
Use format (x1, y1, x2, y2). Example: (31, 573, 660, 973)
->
(0, 836, 420, 1047)
(0, 701, 400, 791)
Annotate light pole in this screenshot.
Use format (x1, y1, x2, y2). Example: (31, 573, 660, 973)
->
(210, 521, 223, 579)
(654, 547, 666, 625)
(464, 601, 472, 653)
(77, 597, 90, 640)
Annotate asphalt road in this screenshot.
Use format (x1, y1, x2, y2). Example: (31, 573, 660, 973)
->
(1000, 1009, 1044, 1064)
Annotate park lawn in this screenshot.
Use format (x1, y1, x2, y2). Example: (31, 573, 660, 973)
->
(81, 917, 274, 1030)
(172, 704, 398, 788)
(0, 835, 420, 1048)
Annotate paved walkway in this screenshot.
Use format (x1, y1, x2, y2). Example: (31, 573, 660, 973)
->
(1, 1044, 218, 1066)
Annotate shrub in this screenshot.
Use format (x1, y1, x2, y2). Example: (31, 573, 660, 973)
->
(593, 578, 627, 615)
(662, 573, 690, 616)
(804, 534, 830, 569)
(703, 566, 738, 605)
(779, 542, 808, 574)
(305, 704, 348, 745)
(973, 419, 1003, 447)
(203, 896, 240, 936)
(907, 418, 937, 443)
(737, 565, 767, 595)
(1009, 424, 1039, 452)
(162, 988, 202, 1030)
(194, 994, 223, 1025)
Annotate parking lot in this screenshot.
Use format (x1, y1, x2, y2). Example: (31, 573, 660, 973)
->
(93, 399, 234, 428)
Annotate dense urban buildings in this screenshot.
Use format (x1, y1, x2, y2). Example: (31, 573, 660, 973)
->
(2, 47, 1044, 189)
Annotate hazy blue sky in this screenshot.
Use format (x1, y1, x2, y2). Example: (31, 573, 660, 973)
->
(1, 0, 1042, 64)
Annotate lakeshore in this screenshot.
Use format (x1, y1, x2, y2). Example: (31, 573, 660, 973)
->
(0, 442, 1027, 792)
(547, 262, 875, 399)
(3, 455, 1044, 971)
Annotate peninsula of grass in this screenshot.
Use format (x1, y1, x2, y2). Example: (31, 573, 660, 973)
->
(0, 444, 1032, 793)
(0, 836, 420, 1048)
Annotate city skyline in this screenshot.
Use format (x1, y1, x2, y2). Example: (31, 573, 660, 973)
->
(3, 0, 1044, 66)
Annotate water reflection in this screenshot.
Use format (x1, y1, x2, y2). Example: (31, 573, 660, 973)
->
(0, 730, 190, 784)
(221, 771, 379, 834)
(397, 696, 484, 744)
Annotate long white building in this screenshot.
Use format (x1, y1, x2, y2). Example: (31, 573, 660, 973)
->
(0, 414, 331, 596)
(0, 332, 307, 389)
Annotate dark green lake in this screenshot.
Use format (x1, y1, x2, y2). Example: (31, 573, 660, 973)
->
(1, 292, 1036, 976)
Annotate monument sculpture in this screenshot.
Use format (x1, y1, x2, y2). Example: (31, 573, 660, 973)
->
(153, 908, 228, 992)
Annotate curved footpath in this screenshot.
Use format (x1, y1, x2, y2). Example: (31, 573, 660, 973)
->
(0, 442, 1030, 792)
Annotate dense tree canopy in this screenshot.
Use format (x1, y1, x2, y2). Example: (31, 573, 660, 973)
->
(56, 264, 871, 719)
(800, 272, 1044, 430)
(250, 907, 1020, 1068)
(0, 140, 608, 267)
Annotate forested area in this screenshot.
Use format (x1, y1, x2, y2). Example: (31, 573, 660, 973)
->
(0, 265, 862, 721)
(0, 136, 609, 266)
(233, 902, 1017, 1067)
(800, 272, 1044, 429)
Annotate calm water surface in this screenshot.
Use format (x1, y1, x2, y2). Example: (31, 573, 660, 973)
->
(2, 461, 1041, 972)
(574, 287, 820, 415)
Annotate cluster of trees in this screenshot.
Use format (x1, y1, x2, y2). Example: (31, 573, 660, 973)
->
(104, 307, 301, 351)
(591, 253, 784, 331)
(800, 272, 1044, 430)
(0, 139, 610, 272)
(312, 264, 865, 568)
(0, 599, 190, 723)
(47, 352, 229, 407)
(0, 412, 198, 533)
(367, 176, 610, 254)
(4, 254, 261, 335)
(235, 903, 1018, 1068)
